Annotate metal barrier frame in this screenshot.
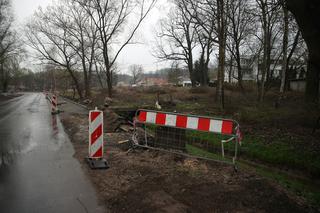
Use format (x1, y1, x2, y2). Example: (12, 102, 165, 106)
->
(132, 109, 241, 165)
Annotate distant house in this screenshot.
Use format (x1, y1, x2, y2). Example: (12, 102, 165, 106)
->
(289, 79, 306, 92)
(176, 76, 193, 87)
(117, 81, 130, 87)
(288, 67, 319, 92)
(225, 55, 306, 83)
(182, 80, 192, 87)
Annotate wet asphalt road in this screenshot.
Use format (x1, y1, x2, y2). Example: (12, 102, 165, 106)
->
(0, 93, 103, 213)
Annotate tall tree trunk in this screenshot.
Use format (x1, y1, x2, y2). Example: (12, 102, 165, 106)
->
(86, 40, 96, 98)
(203, 66, 209, 86)
(217, 47, 225, 109)
(79, 31, 91, 99)
(188, 59, 195, 87)
(306, 50, 320, 102)
(259, 45, 267, 102)
(259, 12, 269, 102)
(204, 47, 210, 86)
(235, 47, 244, 92)
(1, 64, 9, 92)
(216, 0, 227, 110)
(67, 66, 83, 99)
(258, 0, 275, 102)
(82, 58, 90, 98)
(228, 56, 233, 83)
(285, 30, 300, 91)
(103, 46, 113, 98)
(199, 52, 208, 86)
(106, 66, 112, 98)
(187, 41, 195, 87)
(200, 54, 205, 86)
(236, 62, 244, 92)
(280, 5, 289, 93)
(287, 0, 320, 103)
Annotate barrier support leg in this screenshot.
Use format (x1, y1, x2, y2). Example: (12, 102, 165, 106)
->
(233, 138, 239, 172)
(144, 125, 148, 146)
(221, 141, 225, 158)
(221, 137, 234, 159)
(85, 157, 109, 169)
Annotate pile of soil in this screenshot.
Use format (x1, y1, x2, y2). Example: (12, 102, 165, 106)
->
(60, 112, 312, 212)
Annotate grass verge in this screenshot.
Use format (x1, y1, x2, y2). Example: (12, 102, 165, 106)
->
(186, 130, 320, 177)
(186, 144, 320, 209)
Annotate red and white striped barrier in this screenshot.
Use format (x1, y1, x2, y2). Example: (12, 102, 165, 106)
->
(51, 94, 59, 114)
(137, 110, 235, 135)
(88, 108, 104, 158)
(86, 107, 109, 169)
(133, 109, 242, 165)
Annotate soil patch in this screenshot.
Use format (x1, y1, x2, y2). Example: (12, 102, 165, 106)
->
(60, 112, 313, 212)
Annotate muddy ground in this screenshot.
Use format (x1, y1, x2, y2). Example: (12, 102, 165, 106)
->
(59, 110, 314, 213)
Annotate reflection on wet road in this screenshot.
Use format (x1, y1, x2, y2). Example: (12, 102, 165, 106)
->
(0, 93, 103, 213)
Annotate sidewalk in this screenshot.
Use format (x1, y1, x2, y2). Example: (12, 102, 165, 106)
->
(58, 97, 89, 115)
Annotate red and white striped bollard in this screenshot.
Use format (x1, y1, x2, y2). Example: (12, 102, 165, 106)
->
(86, 107, 109, 169)
(51, 94, 59, 114)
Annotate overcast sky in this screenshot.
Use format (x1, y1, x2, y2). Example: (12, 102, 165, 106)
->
(12, 0, 170, 74)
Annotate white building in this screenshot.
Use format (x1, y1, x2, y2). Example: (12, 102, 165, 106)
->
(225, 56, 285, 82)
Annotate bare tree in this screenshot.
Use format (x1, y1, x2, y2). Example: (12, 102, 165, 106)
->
(157, 0, 227, 108)
(280, 1, 288, 93)
(129, 64, 143, 85)
(154, 0, 197, 86)
(0, 54, 20, 91)
(25, 0, 103, 99)
(216, 0, 228, 109)
(226, 0, 254, 92)
(62, 1, 99, 98)
(192, 0, 228, 108)
(0, 0, 22, 92)
(76, 0, 157, 97)
(25, 4, 84, 98)
(0, 0, 13, 61)
(281, 9, 306, 92)
(254, 0, 282, 102)
(287, 0, 320, 103)
(188, 0, 217, 86)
